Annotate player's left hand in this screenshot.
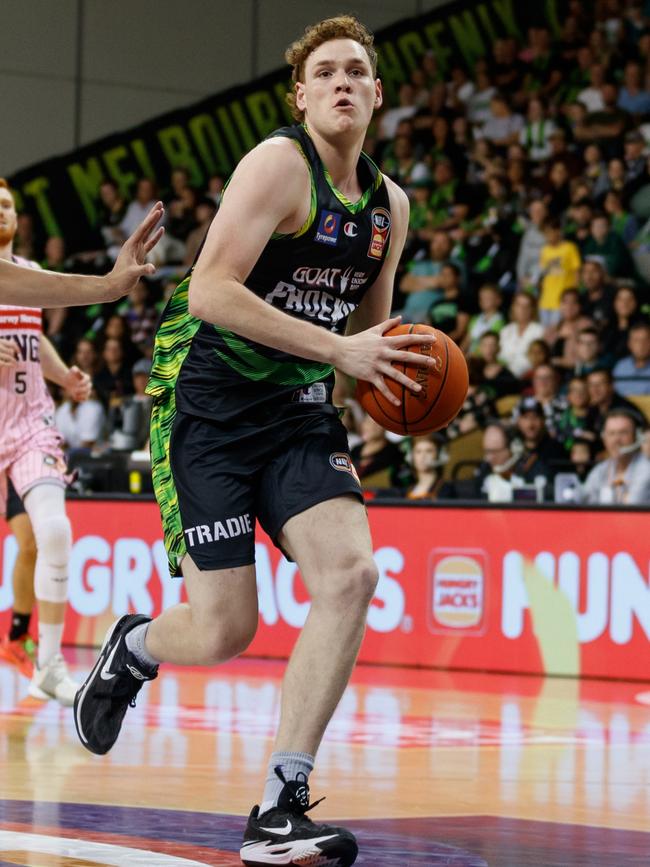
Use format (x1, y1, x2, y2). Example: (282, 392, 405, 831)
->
(103, 202, 165, 301)
(64, 366, 92, 402)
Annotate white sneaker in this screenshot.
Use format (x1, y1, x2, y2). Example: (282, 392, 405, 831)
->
(29, 653, 80, 707)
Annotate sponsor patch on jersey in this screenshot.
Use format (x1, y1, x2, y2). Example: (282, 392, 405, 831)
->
(315, 210, 341, 246)
(368, 207, 391, 259)
(329, 452, 360, 484)
(344, 220, 358, 237)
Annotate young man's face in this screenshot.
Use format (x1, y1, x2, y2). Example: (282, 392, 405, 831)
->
(0, 187, 17, 247)
(296, 38, 382, 137)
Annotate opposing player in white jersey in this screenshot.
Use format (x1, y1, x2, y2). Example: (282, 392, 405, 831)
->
(0, 178, 96, 704)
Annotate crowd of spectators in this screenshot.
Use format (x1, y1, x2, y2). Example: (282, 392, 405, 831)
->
(12, 0, 650, 504)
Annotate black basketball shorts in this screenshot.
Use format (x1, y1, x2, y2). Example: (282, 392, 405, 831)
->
(150, 395, 363, 576)
(6, 478, 26, 522)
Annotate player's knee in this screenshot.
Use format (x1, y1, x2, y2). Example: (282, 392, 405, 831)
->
(194, 615, 257, 665)
(33, 513, 72, 568)
(317, 556, 378, 610)
(18, 532, 37, 564)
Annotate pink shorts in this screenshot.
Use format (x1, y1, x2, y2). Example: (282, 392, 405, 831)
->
(0, 427, 68, 517)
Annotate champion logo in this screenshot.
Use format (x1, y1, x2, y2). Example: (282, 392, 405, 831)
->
(343, 220, 358, 237)
(258, 820, 293, 836)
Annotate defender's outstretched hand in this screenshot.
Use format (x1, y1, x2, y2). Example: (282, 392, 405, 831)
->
(103, 203, 165, 301)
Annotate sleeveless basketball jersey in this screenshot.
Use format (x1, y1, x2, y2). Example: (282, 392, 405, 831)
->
(0, 256, 56, 452)
(146, 124, 392, 421)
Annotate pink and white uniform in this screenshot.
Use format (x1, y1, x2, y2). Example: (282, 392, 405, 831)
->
(0, 255, 67, 514)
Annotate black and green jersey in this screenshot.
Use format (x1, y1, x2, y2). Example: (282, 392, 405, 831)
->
(146, 124, 392, 421)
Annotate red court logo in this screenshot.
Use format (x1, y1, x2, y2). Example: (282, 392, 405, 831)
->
(428, 549, 487, 634)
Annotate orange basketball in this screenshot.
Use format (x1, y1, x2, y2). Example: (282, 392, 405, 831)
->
(356, 324, 469, 436)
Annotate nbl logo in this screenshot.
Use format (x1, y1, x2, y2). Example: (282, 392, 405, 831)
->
(368, 207, 391, 259)
(428, 549, 487, 634)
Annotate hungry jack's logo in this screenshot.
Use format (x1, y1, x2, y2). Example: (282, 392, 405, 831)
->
(428, 549, 487, 635)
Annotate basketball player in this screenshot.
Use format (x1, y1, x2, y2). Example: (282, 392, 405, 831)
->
(0, 480, 37, 677)
(0, 178, 96, 705)
(75, 17, 435, 865)
(0, 200, 164, 307)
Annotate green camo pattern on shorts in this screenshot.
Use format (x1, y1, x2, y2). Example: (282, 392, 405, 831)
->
(149, 389, 185, 576)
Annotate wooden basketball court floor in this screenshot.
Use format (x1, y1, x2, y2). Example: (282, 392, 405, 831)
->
(0, 651, 649, 866)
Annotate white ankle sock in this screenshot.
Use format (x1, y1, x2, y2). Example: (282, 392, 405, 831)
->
(38, 622, 64, 668)
(259, 751, 315, 815)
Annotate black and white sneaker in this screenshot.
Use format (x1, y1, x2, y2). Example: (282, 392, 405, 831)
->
(73, 614, 157, 755)
(240, 767, 358, 866)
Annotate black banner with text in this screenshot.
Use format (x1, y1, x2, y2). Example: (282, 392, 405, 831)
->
(9, 0, 562, 252)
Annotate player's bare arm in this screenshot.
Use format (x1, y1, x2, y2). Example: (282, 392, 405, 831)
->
(189, 142, 434, 401)
(40, 334, 91, 401)
(341, 177, 434, 404)
(0, 203, 164, 308)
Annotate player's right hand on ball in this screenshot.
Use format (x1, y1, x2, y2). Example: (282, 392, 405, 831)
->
(335, 315, 438, 407)
(0, 338, 18, 367)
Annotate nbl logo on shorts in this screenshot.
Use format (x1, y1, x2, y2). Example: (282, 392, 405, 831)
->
(315, 210, 341, 246)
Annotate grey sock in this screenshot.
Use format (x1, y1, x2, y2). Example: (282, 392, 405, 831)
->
(125, 622, 159, 672)
(259, 751, 315, 815)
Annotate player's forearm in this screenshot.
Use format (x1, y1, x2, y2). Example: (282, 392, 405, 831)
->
(0, 259, 112, 308)
(189, 275, 343, 366)
(40, 334, 69, 386)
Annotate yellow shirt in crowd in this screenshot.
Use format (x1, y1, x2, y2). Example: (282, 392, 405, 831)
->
(539, 241, 581, 310)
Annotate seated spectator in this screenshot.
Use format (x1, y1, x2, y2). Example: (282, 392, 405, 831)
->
(582, 142, 607, 189)
(546, 288, 594, 371)
(603, 284, 646, 359)
(466, 68, 497, 127)
(429, 116, 467, 175)
(102, 313, 142, 367)
(474, 422, 518, 502)
(525, 338, 552, 375)
(543, 161, 572, 217)
(516, 199, 548, 291)
(538, 217, 581, 326)
(476, 332, 520, 398)
(499, 292, 545, 378)
(462, 283, 505, 355)
(98, 180, 127, 255)
(184, 196, 218, 267)
(555, 376, 597, 451)
(120, 177, 161, 240)
(573, 326, 613, 376)
(592, 157, 628, 202)
(400, 435, 447, 500)
(511, 396, 567, 497)
(427, 262, 469, 341)
(93, 337, 134, 408)
(377, 83, 418, 142)
(603, 190, 639, 245)
(399, 231, 454, 322)
(582, 212, 636, 279)
(524, 363, 567, 435)
(617, 60, 650, 118)
(350, 415, 407, 488)
(574, 82, 628, 154)
(577, 63, 606, 112)
(519, 96, 557, 162)
(612, 321, 650, 395)
(542, 129, 583, 180)
(476, 93, 524, 150)
(623, 130, 647, 189)
(55, 392, 106, 451)
(108, 358, 153, 451)
(585, 367, 645, 437)
(206, 174, 225, 206)
(569, 437, 595, 483)
(71, 336, 100, 378)
(381, 134, 430, 189)
(583, 410, 650, 503)
(578, 257, 614, 327)
(565, 196, 594, 251)
(117, 280, 159, 352)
